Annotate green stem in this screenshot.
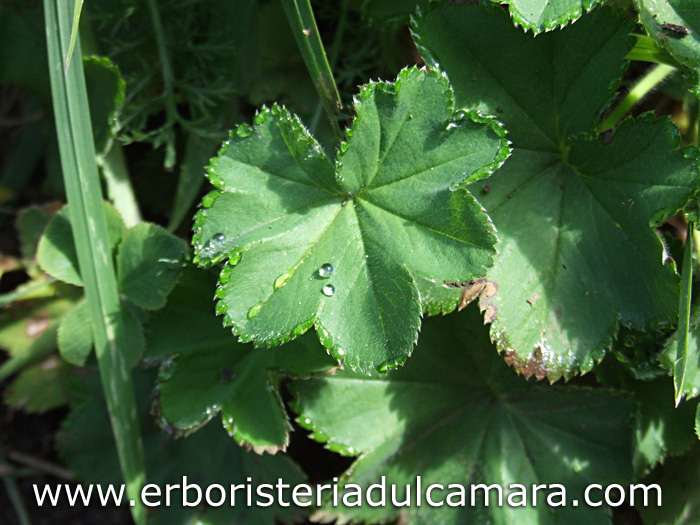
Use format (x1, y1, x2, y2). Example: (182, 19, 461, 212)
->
(43, 2, 147, 523)
(98, 145, 142, 227)
(281, 0, 342, 140)
(0, 278, 57, 309)
(625, 34, 676, 66)
(310, 0, 349, 135)
(597, 64, 676, 132)
(146, 0, 177, 168)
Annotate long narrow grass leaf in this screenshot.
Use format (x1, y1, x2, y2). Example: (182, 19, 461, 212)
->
(675, 222, 695, 406)
(64, 0, 83, 73)
(281, 0, 342, 140)
(43, 1, 147, 522)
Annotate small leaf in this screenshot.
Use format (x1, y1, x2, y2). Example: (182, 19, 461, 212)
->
(4, 356, 70, 413)
(148, 267, 335, 452)
(292, 306, 634, 524)
(16, 205, 53, 261)
(414, 4, 700, 380)
(117, 223, 186, 311)
(499, 0, 605, 34)
(57, 299, 92, 366)
(57, 299, 145, 367)
(37, 202, 125, 286)
(193, 66, 509, 372)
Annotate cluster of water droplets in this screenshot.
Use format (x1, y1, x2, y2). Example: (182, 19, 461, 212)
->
(318, 263, 335, 296)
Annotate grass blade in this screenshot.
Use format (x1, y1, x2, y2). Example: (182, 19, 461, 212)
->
(43, 1, 147, 522)
(675, 222, 695, 406)
(64, 0, 83, 73)
(281, 0, 342, 140)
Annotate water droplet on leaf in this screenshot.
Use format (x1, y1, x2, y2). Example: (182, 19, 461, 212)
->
(318, 263, 334, 278)
(322, 284, 335, 296)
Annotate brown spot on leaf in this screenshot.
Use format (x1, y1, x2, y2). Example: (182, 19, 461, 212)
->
(504, 346, 547, 381)
(458, 280, 486, 309)
(526, 293, 540, 306)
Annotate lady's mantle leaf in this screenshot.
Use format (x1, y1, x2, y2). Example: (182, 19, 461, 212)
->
(193, 67, 509, 373)
(414, 5, 700, 381)
(498, 0, 605, 34)
(291, 306, 634, 524)
(147, 267, 336, 453)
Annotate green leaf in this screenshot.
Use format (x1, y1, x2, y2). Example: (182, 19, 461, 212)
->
(496, 0, 605, 34)
(414, 4, 700, 381)
(638, 0, 700, 95)
(595, 356, 699, 474)
(193, 66, 508, 372)
(0, 285, 79, 380)
(57, 299, 92, 366)
(58, 368, 307, 525)
(58, 299, 145, 367)
(292, 306, 634, 524)
(117, 222, 186, 310)
(156, 334, 334, 453)
(4, 356, 70, 413)
(144, 266, 231, 363)
(16, 205, 52, 261)
(148, 266, 336, 452)
(37, 202, 125, 286)
(639, 442, 700, 524)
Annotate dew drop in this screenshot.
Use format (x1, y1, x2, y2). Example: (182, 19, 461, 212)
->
(318, 263, 334, 278)
(322, 284, 335, 296)
(247, 301, 264, 319)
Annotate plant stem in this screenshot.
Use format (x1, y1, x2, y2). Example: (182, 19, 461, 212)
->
(43, 2, 147, 523)
(625, 34, 675, 66)
(146, 0, 177, 168)
(597, 63, 676, 132)
(310, 0, 349, 135)
(98, 145, 142, 227)
(281, 0, 342, 140)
